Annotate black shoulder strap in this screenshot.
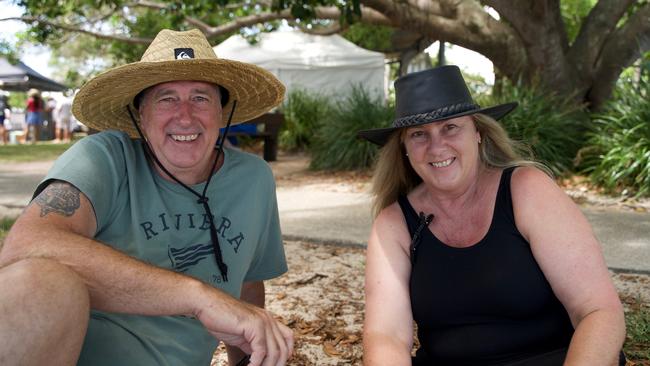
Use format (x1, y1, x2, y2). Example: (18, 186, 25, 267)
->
(397, 195, 433, 265)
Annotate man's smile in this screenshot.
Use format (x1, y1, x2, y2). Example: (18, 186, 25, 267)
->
(170, 133, 199, 142)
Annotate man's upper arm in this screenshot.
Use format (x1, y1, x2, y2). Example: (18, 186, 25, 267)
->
(31, 180, 98, 236)
(2, 181, 97, 262)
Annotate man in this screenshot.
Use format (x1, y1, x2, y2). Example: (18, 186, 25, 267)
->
(0, 29, 293, 366)
(54, 92, 73, 142)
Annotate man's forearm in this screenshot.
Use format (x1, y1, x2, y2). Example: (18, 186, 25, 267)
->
(1, 220, 219, 318)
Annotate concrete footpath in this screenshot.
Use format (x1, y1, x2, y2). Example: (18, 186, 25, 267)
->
(1, 158, 649, 274)
(277, 187, 650, 274)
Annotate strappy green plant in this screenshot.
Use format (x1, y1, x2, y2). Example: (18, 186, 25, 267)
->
(310, 85, 393, 170)
(279, 89, 332, 151)
(582, 77, 650, 197)
(477, 79, 589, 176)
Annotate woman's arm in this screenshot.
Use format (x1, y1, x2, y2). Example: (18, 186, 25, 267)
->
(364, 203, 416, 366)
(511, 167, 625, 366)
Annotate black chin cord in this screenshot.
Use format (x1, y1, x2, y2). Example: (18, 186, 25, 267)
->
(127, 101, 237, 282)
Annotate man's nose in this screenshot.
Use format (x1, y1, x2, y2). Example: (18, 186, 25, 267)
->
(175, 100, 193, 124)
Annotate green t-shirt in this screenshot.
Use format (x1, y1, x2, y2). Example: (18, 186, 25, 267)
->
(37, 130, 287, 366)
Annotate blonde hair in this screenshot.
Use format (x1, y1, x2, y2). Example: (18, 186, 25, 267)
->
(370, 113, 549, 217)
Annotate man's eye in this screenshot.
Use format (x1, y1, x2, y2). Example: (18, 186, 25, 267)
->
(159, 97, 176, 103)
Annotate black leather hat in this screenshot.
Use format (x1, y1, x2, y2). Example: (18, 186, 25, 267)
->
(358, 65, 517, 145)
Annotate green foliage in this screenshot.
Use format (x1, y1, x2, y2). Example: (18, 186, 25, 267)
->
(309, 86, 392, 170)
(0, 217, 16, 246)
(274, 0, 361, 24)
(624, 299, 650, 362)
(0, 39, 20, 64)
(108, 11, 174, 63)
(15, 0, 280, 79)
(560, 0, 597, 43)
(7, 92, 27, 111)
(582, 77, 650, 196)
(478, 80, 589, 176)
(342, 23, 394, 52)
(279, 89, 331, 151)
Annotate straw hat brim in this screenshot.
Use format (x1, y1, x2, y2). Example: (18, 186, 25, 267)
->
(358, 102, 518, 146)
(72, 58, 285, 138)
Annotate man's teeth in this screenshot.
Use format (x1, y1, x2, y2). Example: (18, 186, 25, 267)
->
(171, 134, 198, 142)
(429, 158, 453, 168)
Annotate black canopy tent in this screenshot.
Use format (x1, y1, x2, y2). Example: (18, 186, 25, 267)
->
(0, 57, 67, 92)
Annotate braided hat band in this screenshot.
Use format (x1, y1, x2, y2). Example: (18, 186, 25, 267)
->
(358, 65, 517, 146)
(393, 102, 480, 128)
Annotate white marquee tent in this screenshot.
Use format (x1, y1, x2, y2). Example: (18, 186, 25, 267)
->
(214, 30, 386, 99)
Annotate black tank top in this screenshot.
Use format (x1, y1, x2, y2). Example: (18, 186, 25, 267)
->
(398, 167, 574, 365)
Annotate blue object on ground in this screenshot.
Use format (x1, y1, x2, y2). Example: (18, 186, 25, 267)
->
(221, 124, 257, 145)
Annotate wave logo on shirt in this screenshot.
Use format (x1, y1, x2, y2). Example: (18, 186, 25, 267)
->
(168, 242, 213, 272)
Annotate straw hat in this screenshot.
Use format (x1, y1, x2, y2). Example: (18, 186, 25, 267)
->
(27, 88, 40, 97)
(72, 29, 285, 138)
(358, 65, 517, 146)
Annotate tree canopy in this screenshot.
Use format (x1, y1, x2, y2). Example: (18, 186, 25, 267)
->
(3, 0, 649, 109)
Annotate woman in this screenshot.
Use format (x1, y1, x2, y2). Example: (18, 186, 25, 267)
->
(25, 88, 43, 143)
(359, 66, 625, 365)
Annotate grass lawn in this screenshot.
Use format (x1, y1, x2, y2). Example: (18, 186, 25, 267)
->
(0, 217, 14, 244)
(0, 141, 75, 162)
(625, 298, 650, 363)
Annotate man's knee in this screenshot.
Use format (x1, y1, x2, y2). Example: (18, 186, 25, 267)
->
(1, 258, 90, 319)
(0, 258, 90, 364)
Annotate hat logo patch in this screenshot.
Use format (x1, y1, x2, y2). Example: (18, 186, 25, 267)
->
(174, 48, 194, 59)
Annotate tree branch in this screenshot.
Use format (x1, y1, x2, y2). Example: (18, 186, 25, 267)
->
(362, 0, 526, 79)
(296, 23, 344, 36)
(0, 16, 152, 44)
(569, 0, 636, 77)
(201, 5, 390, 38)
(486, 0, 582, 94)
(128, 0, 216, 34)
(129, 0, 166, 11)
(588, 2, 650, 109)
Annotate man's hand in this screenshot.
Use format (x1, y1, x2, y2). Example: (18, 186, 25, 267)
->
(195, 286, 293, 366)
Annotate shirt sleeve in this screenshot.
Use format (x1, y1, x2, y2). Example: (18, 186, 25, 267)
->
(33, 131, 131, 234)
(244, 168, 288, 282)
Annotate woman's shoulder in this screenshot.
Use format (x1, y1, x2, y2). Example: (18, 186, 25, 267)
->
(510, 165, 556, 193)
(376, 200, 404, 224)
(509, 165, 568, 219)
(373, 200, 411, 248)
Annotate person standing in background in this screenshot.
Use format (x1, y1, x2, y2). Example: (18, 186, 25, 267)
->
(25, 89, 43, 143)
(44, 97, 57, 141)
(0, 93, 10, 144)
(55, 93, 73, 143)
